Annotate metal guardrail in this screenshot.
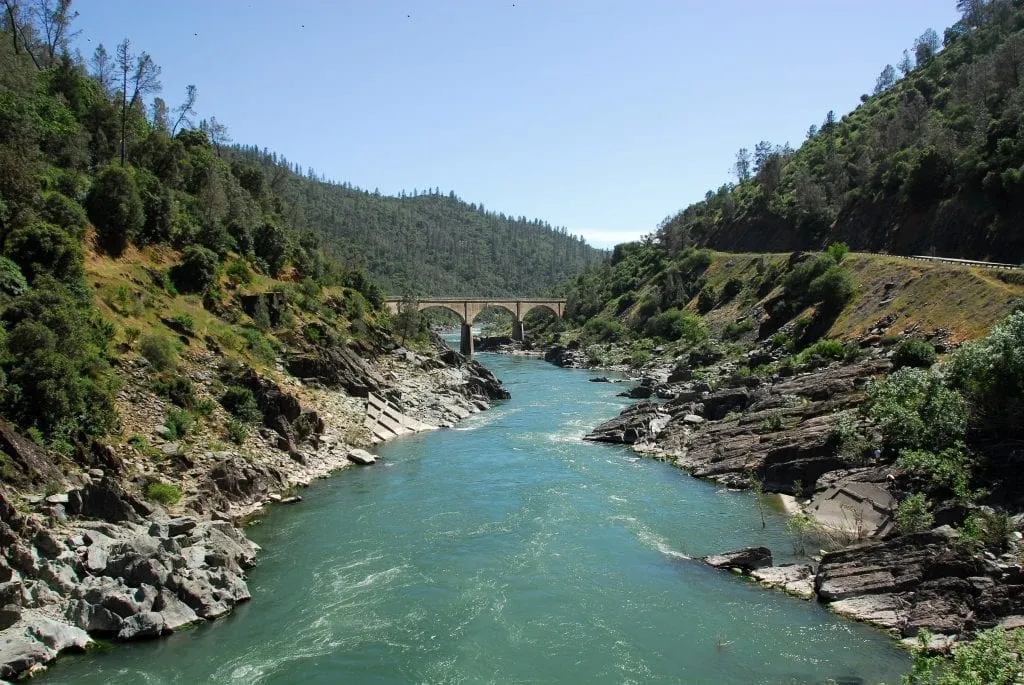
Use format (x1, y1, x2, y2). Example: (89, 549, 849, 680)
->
(899, 255, 1023, 271)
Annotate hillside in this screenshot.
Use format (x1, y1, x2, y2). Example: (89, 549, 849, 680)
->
(230, 146, 607, 296)
(657, 0, 1024, 263)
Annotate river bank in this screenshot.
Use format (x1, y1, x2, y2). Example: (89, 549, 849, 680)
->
(38, 353, 910, 684)
(0, 335, 507, 680)
(528, 327, 1024, 651)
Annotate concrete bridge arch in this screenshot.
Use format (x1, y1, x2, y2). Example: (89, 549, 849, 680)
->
(384, 298, 566, 357)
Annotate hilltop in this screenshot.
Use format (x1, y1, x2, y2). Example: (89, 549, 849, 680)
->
(657, 0, 1024, 263)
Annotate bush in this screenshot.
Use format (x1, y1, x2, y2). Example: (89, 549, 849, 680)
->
(0, 256, 28, 297)
(895, 493, 934, 534)
(808, 265, 854, 311)
(241, 327, 277, 364)
(867, 367, 967, 453)
(39, 191, 87, 239)
(583, 315, 627, 343)
(5, 221, 84, 284)
(85, 166, 144, 256)
(644, 308, 708, 344)
(164, 408, 193, 439)
(798, 338, 844, 364)
(898, 444, 977, 501)
(946, 311, 1024, 439)
(145, 481, 182, 506)
(221, 385, 262, 423)
(225, 259, 253, 286)
(722, 277, 744, 301)
(784, 253, 835, 292)
(904, 627, 1024, 684)
(171, 245, 220, 293)
(0, 277, 118, 440)
(697, 283, 717, 313)
(140, 333, 178, 371)
(723, 317, 755, 340)
(152, 375, 195, 408)
(826, 241, 850, 263)
(892, 339, 936, 370)
(227, 420, 247, 444)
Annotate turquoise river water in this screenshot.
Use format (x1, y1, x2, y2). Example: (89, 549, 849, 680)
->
(43, 353, 909, 684)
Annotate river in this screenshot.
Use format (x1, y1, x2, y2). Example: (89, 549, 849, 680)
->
(43, 353, 909, 684)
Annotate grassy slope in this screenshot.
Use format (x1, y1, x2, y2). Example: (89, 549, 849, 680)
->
(607, 251, 1024, 347)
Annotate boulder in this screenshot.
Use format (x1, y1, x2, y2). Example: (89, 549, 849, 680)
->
(585, 402, 670, 445)
(208, 457, 283, 502)
(347, 449, 376, 466)
(702, 547, 773, 572)
(117, 611, 165, 640)
(286, 346, 385, 398)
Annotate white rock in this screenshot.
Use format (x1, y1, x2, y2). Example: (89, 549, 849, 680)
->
(347, 449, 376, 465)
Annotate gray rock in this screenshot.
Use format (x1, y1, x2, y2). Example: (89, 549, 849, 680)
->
(66, 599, 121, 634)
(702, 547, 773, 572)
(0, 615, 91, 680)
(153, 588, 197, 631)
(347, 449, 376, 465)
(0, 606, 21, 630)
(117, 611, 165, 640)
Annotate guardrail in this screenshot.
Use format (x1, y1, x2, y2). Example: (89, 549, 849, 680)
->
(898, 255, 1023, 271)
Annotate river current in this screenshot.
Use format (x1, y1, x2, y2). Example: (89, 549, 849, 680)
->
(44, 353, 908, 684)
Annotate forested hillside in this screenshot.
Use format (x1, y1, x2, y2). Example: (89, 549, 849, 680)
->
(658, 0, 1024, 263)
(230, 146, 606, 296)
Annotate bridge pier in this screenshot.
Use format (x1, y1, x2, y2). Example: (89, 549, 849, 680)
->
(512, 320, 525, 342)
(460, 323, 474, 357)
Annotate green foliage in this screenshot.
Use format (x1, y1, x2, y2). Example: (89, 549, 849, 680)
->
(903, 627, 1024, 685)
(898, 444, 978, 502)
(85, 166, 144, 256)
(169, 313, 194, 333)
(722, 317, 755, 340)
(697, 283, 717, 313)
(140, 333, 178, 371)
(867, 368, 967, 453)
(797, 338, 844, 364)
(221, 385, 262, 423)
(959, 510, 1012, 552)
(0, 277, 118, 441)
(892, 339, 937, 370)
(151, 374, 196, 409)
(164, 408, 193, 440)
(5, 221, 83, 284)
(760, 414, 783, 431)
(240, 327, 276, 364)
(225, 259, 253, 286)
(721, 277, 744, 301)
(825, 242, 849, 263)
(895, 493, 934, 534)
(39, 191, 87, 239)
(644, 308, 708, 344)
(0, 256, 28, 297)
(583, 315, 627, 343)
(171, 245, 220, 293)
(946, 311, 1024, 440)
(807, 264, 854, 312)
(227, 420, 247, 445)
(145, 481, 182, 506)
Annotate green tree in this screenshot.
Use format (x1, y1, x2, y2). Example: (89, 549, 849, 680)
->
(85, 165, 144, 256)
(4, 220, 83, 284)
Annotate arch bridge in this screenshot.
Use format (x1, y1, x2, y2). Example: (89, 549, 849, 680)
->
(384, 298, 566, 357)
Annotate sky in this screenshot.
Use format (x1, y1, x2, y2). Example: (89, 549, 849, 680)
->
(73, 1, 960, 249)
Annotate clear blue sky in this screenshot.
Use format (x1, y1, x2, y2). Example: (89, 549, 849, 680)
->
(74, 1, 959, 248)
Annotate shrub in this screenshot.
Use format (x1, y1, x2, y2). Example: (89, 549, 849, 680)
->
(722, 277, 744, 301)
(221, 385, 262, 423)
(697, 283, 717, 313)
(723, 317, 755, 340)
(798, 338, 844, 364)
(867, 367, 967, 453)
(784, 253, 835, 292)
(826, 241, 850, 263)
(171, 245, 220, 293)
(892, 339, 936, 370)
(5, 221, 84, 284)
(164, 408, 193, 439)
(0, 256, 28, 297)
(946, 311, 1024, 440)
(152, 375, 195, 408)
(241, 327, 277, 364)
(140, 333, 178, 371)
(644, 308, 708, 344)
(145, 481, 182, 506)
(895, 493, 934, 534)
(85, 166, 144, 256)
(583, 315, 627, 343)
(898, 444, 977, 501)
(761, 414, 783, 431)
(0, 277, 118, 440)
(39, 191, 88, 239)
(808, 265, 854, 311)
(225, 259, 253, 286)
(169, 313, 195, 334)
(904, 627, 1024, 684)
(227, 419, 247, 444)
